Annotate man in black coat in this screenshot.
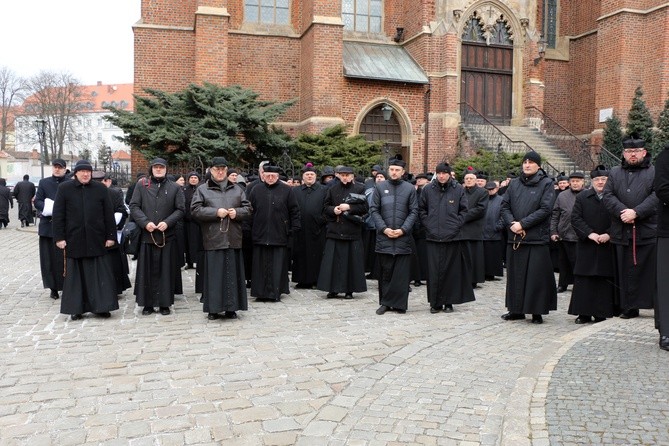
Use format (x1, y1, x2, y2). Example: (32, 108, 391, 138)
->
(129, 158, 186, 316)
(419, 162, 474, 313)
(482, 181, 505, 280)
(459, 168, 488, 287)
(370, 159, 418, 315)
(500, 151, 557, 324)
(292, 166, 327, 289)
(247, 165, 301, 302)
(316, 166, 367, 299)
(654, 144, 669, 351)
(13, 174, 36, 227)
(602, 137, 658, 319)
(52, 160, 118, 320)
(34, 159, 69, 299)
(182, 171, 203, 270)
(568, 166, 615, 324)
(0, 178, 12, 228)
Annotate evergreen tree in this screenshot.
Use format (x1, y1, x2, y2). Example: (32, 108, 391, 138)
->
(626, 86, 654, 146)
(104, 83, 295, 168)
(602, 114, 624, 159)
(291, 125, 383, 173)
(652, 94, 669, 157)
(451, 150, 525, 182)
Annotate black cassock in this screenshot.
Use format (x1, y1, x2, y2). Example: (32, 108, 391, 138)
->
(426, 241, 475, 307)
(292, 183, 327, 286)
(568, 189, 616, 318)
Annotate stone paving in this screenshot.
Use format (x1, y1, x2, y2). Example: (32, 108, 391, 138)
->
(0, 207, 668, 445)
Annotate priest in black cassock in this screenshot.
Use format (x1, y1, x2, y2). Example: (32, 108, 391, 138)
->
(654, 144, 669, 351)
(568, 166, 615, 324)
(317, 166, 367, 299)
(248, 165, 301, 302)
(292, 165, 327, 289)
(52, 160, 118, 320)
(459, 168, 488, 288)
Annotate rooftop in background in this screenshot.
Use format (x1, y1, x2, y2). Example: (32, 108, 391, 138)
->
(83, 82, 134, 113)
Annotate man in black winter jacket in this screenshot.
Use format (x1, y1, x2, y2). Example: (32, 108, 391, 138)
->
(370, 159, 418, 315)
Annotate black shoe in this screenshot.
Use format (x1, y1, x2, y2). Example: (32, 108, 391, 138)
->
(142, 307, 154, 315)
(408, 286, 412, 292)
(593, 317, 606, 323)
(660, 336, 669, 351)
(344, 293, 353, 299)
(376, 305, 389, 315)
(208, 313, 220, 320)
(575, 315, 592, 324)
(96, 312, 111, 318)
(501, 312, 525, 321)
(557, 286, 567, 293)
(365, 274, 373, 279)
(620, 309, 639, 319)
(224, 311, 238, 319)
(395, 309, 407, 314)
(413, 280, 422, 287)
(159, 307, 171, 315)
(50, 289, 60, 300)
(531, 315, 543, 324)
(444, 304, 454, 313)
(430, 307, 441, 314)
(295, 283, 312, 289)
(326, 292, 338, 299)
(246, 280, 252, 289)
(20, 221, 24, 228)
(71, 314, 83, 321)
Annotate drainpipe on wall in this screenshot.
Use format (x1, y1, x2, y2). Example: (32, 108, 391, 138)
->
(423, 83, 431, 174)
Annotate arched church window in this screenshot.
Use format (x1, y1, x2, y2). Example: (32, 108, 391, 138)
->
(342, 0, 383, 33)
(244, 0, 290, 25)
(462, 14, 486, 43)
(359, 105, 403, 164)
(544, 0, 558, 48)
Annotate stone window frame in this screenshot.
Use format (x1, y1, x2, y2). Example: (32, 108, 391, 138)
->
(342, 0, 383, 34)
(244, 0, 290, 26)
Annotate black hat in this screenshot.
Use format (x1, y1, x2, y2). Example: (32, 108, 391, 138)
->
(371, 164, 383, 172)
(91, 170, 106, 180)
(211, 156, 228, 167)
(476, 172, 488, 180)
(336, 166, 354, 174)
(415, 173, 429, 180)
(568, 171, 585, 179)
(590, 165, 609, 179)
(52, 158, 66, 168)
(485, 181, 497, 190)
(462, 166, 476, 177)
(150, 158, 167, 167)
(507, 170, 518, 179)
(227, 168, 238, 175)
(73, 160, 93, 173)
(622, 138, 645, 149)
(187, 171, 201, 180)
(435, 163, 451, 174)
(523, 151, 541, 166)
(375, 170, 387, 179)
(388, 159, 406, 168)
(556, 172, 568, 182)
(321, 166, 335, 179)
(263, 165, 281, 174)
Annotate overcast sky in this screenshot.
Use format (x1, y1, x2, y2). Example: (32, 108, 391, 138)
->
(0, 0, 141, 86)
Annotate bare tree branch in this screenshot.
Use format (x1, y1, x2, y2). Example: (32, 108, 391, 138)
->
(0, 66, 27, 152)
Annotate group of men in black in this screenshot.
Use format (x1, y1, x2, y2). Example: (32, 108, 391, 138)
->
(30, 137, 669, 352)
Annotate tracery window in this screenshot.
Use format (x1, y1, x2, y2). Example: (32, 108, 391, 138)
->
(544, 0, 558, 48)
(342, 0, 383, 33)
(461, 12, 512, 46)
(244, 0, 290, 25)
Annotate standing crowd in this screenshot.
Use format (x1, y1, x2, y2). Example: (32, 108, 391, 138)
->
(3, 135, 668, 352)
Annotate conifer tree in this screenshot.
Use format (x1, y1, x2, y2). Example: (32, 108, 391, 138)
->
(626, 86, 654, 146)
(602, 114, 624, 159)
(652, 94, 669, 157)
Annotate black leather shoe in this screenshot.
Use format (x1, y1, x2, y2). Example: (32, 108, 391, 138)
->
(344, 293, 353, 299)
(531, 314, 544, 324)
(376, 305, 389, 315)
(142, 307, 154, 315)
(246, 280, 251, 289)
(71, 314, 83, 321)
(430, 307, 441, 314)
(159, 307, 171, 315)
(620, 309, 639, 319)
(501, 312, 525, 321)
(395, 309, 406, 314)
(50, 289, 59, 300)
(326, 292, 338, 299)
(21, 221, 25, 228)
(208, 313, 220, 320)
(660, 336, 669, 351)
(224, 311, 238, 319)
(413, 280, 422, 287)
(575, 315, 592, 324)
(557, 286, 567, 293)
(444, 304, 454, 313)
(96, 312, 111, 318)
(593, 317, 606, 323)
(295, 283, 312, 289)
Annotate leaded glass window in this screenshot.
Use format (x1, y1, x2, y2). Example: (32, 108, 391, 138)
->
(462, 16, 485, 43)
(245, 0, 290, 25)
(544, 0, 557, 48)
(342, 0, 383, 34)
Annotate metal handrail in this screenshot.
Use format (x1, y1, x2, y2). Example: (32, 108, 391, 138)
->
(459, 102, 562, 177)
(525, 106, 621, 170)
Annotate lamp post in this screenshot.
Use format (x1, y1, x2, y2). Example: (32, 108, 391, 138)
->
(34, 119, 47, 179)
(381, 103, 394, 170)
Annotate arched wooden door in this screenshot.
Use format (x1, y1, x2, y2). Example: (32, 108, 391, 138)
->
(461, 12, 513, 124)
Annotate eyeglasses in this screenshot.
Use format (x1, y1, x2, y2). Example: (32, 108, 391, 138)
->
(211, 166, 227, 172)
(623, 149, 645, 153)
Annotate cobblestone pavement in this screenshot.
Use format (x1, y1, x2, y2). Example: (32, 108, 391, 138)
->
(0, 209, 667, 445)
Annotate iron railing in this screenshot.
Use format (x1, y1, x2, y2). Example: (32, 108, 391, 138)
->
(524, 106, 621, 170)
(459, 102, 561, 177)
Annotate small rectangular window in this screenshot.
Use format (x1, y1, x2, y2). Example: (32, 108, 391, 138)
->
(245, 0, 290, 25)
(342, 0, 383, 34)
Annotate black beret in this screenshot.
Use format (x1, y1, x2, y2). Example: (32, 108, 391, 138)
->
(590, 165, 609, 179)
(389, 159, 406, 168)
(556, 172, 569, 182)
(415, 173, 429, 180)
